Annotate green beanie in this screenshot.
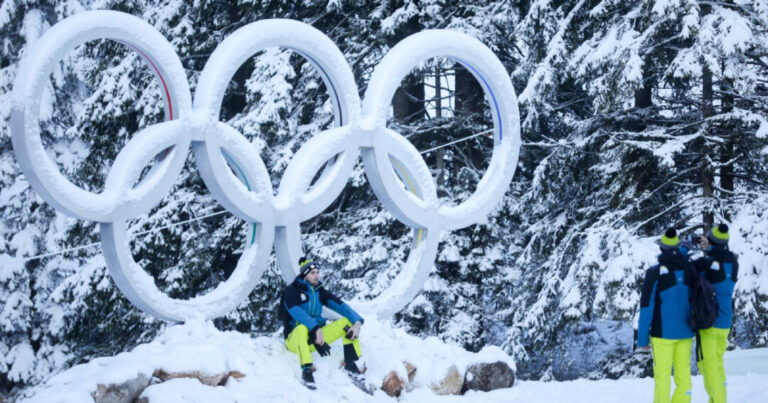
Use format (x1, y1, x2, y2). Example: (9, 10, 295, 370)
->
(660, 228, 679, 250)
(708, 224, 730, 245)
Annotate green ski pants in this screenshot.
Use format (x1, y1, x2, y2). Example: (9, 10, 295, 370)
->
(285, 318, 362, 366)
(651, 337, 693, 403)
(697, 327, 729, 403)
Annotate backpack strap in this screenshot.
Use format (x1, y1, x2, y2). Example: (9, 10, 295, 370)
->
(695, 330, 704, 361)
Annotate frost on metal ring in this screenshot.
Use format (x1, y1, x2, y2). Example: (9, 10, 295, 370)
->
(11, 10, 520, 322)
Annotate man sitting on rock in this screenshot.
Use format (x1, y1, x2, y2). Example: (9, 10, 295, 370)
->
(279, 256, 365, 390)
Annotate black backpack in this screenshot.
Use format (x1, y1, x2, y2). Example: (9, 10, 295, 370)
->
(278, 291, 288, 322)
(278, 287, 299, 338)
(688, 267, 719, 360)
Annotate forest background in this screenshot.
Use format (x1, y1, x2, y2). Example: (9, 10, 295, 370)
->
(2, 0, 768, 393)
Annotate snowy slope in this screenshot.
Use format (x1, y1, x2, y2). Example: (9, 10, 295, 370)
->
(19, 318, 768, 402)
(20, 318, 514, 402)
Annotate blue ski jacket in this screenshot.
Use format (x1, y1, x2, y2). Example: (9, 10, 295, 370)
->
(280, 276, 363, 339)
(691, 245, 739, 330)
(637, 248, 694, 347)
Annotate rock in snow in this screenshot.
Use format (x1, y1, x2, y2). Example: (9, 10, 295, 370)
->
(381, 370, 407, 397)
(152, 369, 245, 387)
(430, 365, 463, 395)
(92, 374, 150, 403)
(462, 361, 516, 392)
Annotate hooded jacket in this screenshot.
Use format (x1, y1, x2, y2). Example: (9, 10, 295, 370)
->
(637, 248, 695, 347)
(691, 244, 739, 329)
(279, 276, 364, 339)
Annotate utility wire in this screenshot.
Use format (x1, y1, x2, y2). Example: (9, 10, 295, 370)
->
(417, 126, 569, 155)
(419, 129, 494, 154)
(15, 209, 229, 263)
(20, 241, 102, 263)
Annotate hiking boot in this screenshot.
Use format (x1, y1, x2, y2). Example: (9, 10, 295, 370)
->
(344, 361, 372, 395)
(344, 361, 366, 383)
(342, 344, 367, 385)
(344, 361, 361, 375)
(301, 365, 316, 390)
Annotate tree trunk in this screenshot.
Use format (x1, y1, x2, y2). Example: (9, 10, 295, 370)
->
(634, 56, 652, 109)
(392, 17, 424, 124)
(392, 76, 425, 123)
(701, 63, 714, 230)
(455, 64, 483, 114)
(634, 79, 652, 109)
(454, 63, 486, 175)
(434, 65, 445, 194)
(720, 78, 735, 221)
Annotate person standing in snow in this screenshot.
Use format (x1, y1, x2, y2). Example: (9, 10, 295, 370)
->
(690, 224, 738, 403)
(637, 228, 695, 403)
(279, 256, 365, 390)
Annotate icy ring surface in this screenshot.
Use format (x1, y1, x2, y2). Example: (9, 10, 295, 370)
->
(10, 10, 520, 322)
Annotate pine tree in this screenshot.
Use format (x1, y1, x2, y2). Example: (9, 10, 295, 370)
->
(2, 1, 768, 391)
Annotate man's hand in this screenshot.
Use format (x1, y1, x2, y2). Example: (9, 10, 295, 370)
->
(638, 345, 651, 352)
(315, 328, 325, 345)
(344, 321, 362, 340)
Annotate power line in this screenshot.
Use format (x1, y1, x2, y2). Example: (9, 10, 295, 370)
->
(132, 209, 228, 237)
(20, 241, 102, 263)
(419, 129, 494, 155)
(15, 209, 229, 263)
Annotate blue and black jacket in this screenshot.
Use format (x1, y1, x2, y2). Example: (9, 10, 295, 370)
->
(691, 245, 738, 329)
(279, 276, 364, 339)
(637, 248, 695, 347)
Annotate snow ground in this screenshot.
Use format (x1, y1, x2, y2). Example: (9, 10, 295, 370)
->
(455, 374, 768, 403)
(19, 318, 768, 402)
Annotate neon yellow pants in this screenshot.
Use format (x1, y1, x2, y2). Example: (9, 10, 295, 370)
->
(651, 337, 693, 403)
(285, 318, 362, 366)
(697, 328, 729, 403)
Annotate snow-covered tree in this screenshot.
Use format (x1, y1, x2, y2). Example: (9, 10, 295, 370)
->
(1, 0, 768, 393)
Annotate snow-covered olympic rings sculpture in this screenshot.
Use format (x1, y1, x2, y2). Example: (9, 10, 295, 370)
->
(11, 10, 520, 322)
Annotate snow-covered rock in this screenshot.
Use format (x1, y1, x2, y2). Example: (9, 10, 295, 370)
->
(429, 364, 463, 395)
(463, 361, 515, 392)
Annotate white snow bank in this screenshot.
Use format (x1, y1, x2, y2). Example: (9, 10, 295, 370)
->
(446, 374, 768, 403)
(20, 318, 514, 402)
(19, 318, 768, 402)
(724, 347, 768, 376)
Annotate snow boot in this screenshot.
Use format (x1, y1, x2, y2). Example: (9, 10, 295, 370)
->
(343, 344, 362, 374)
(345, 364, 373, 395)
(344, 361, 361, 376)
(343, 345, 372, 394)
(301, 364, 316, 390)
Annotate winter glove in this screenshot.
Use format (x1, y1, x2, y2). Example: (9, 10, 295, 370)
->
(314, 342, 331, 357)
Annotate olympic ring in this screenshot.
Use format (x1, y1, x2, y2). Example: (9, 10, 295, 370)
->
(11, 10, 520, 322)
